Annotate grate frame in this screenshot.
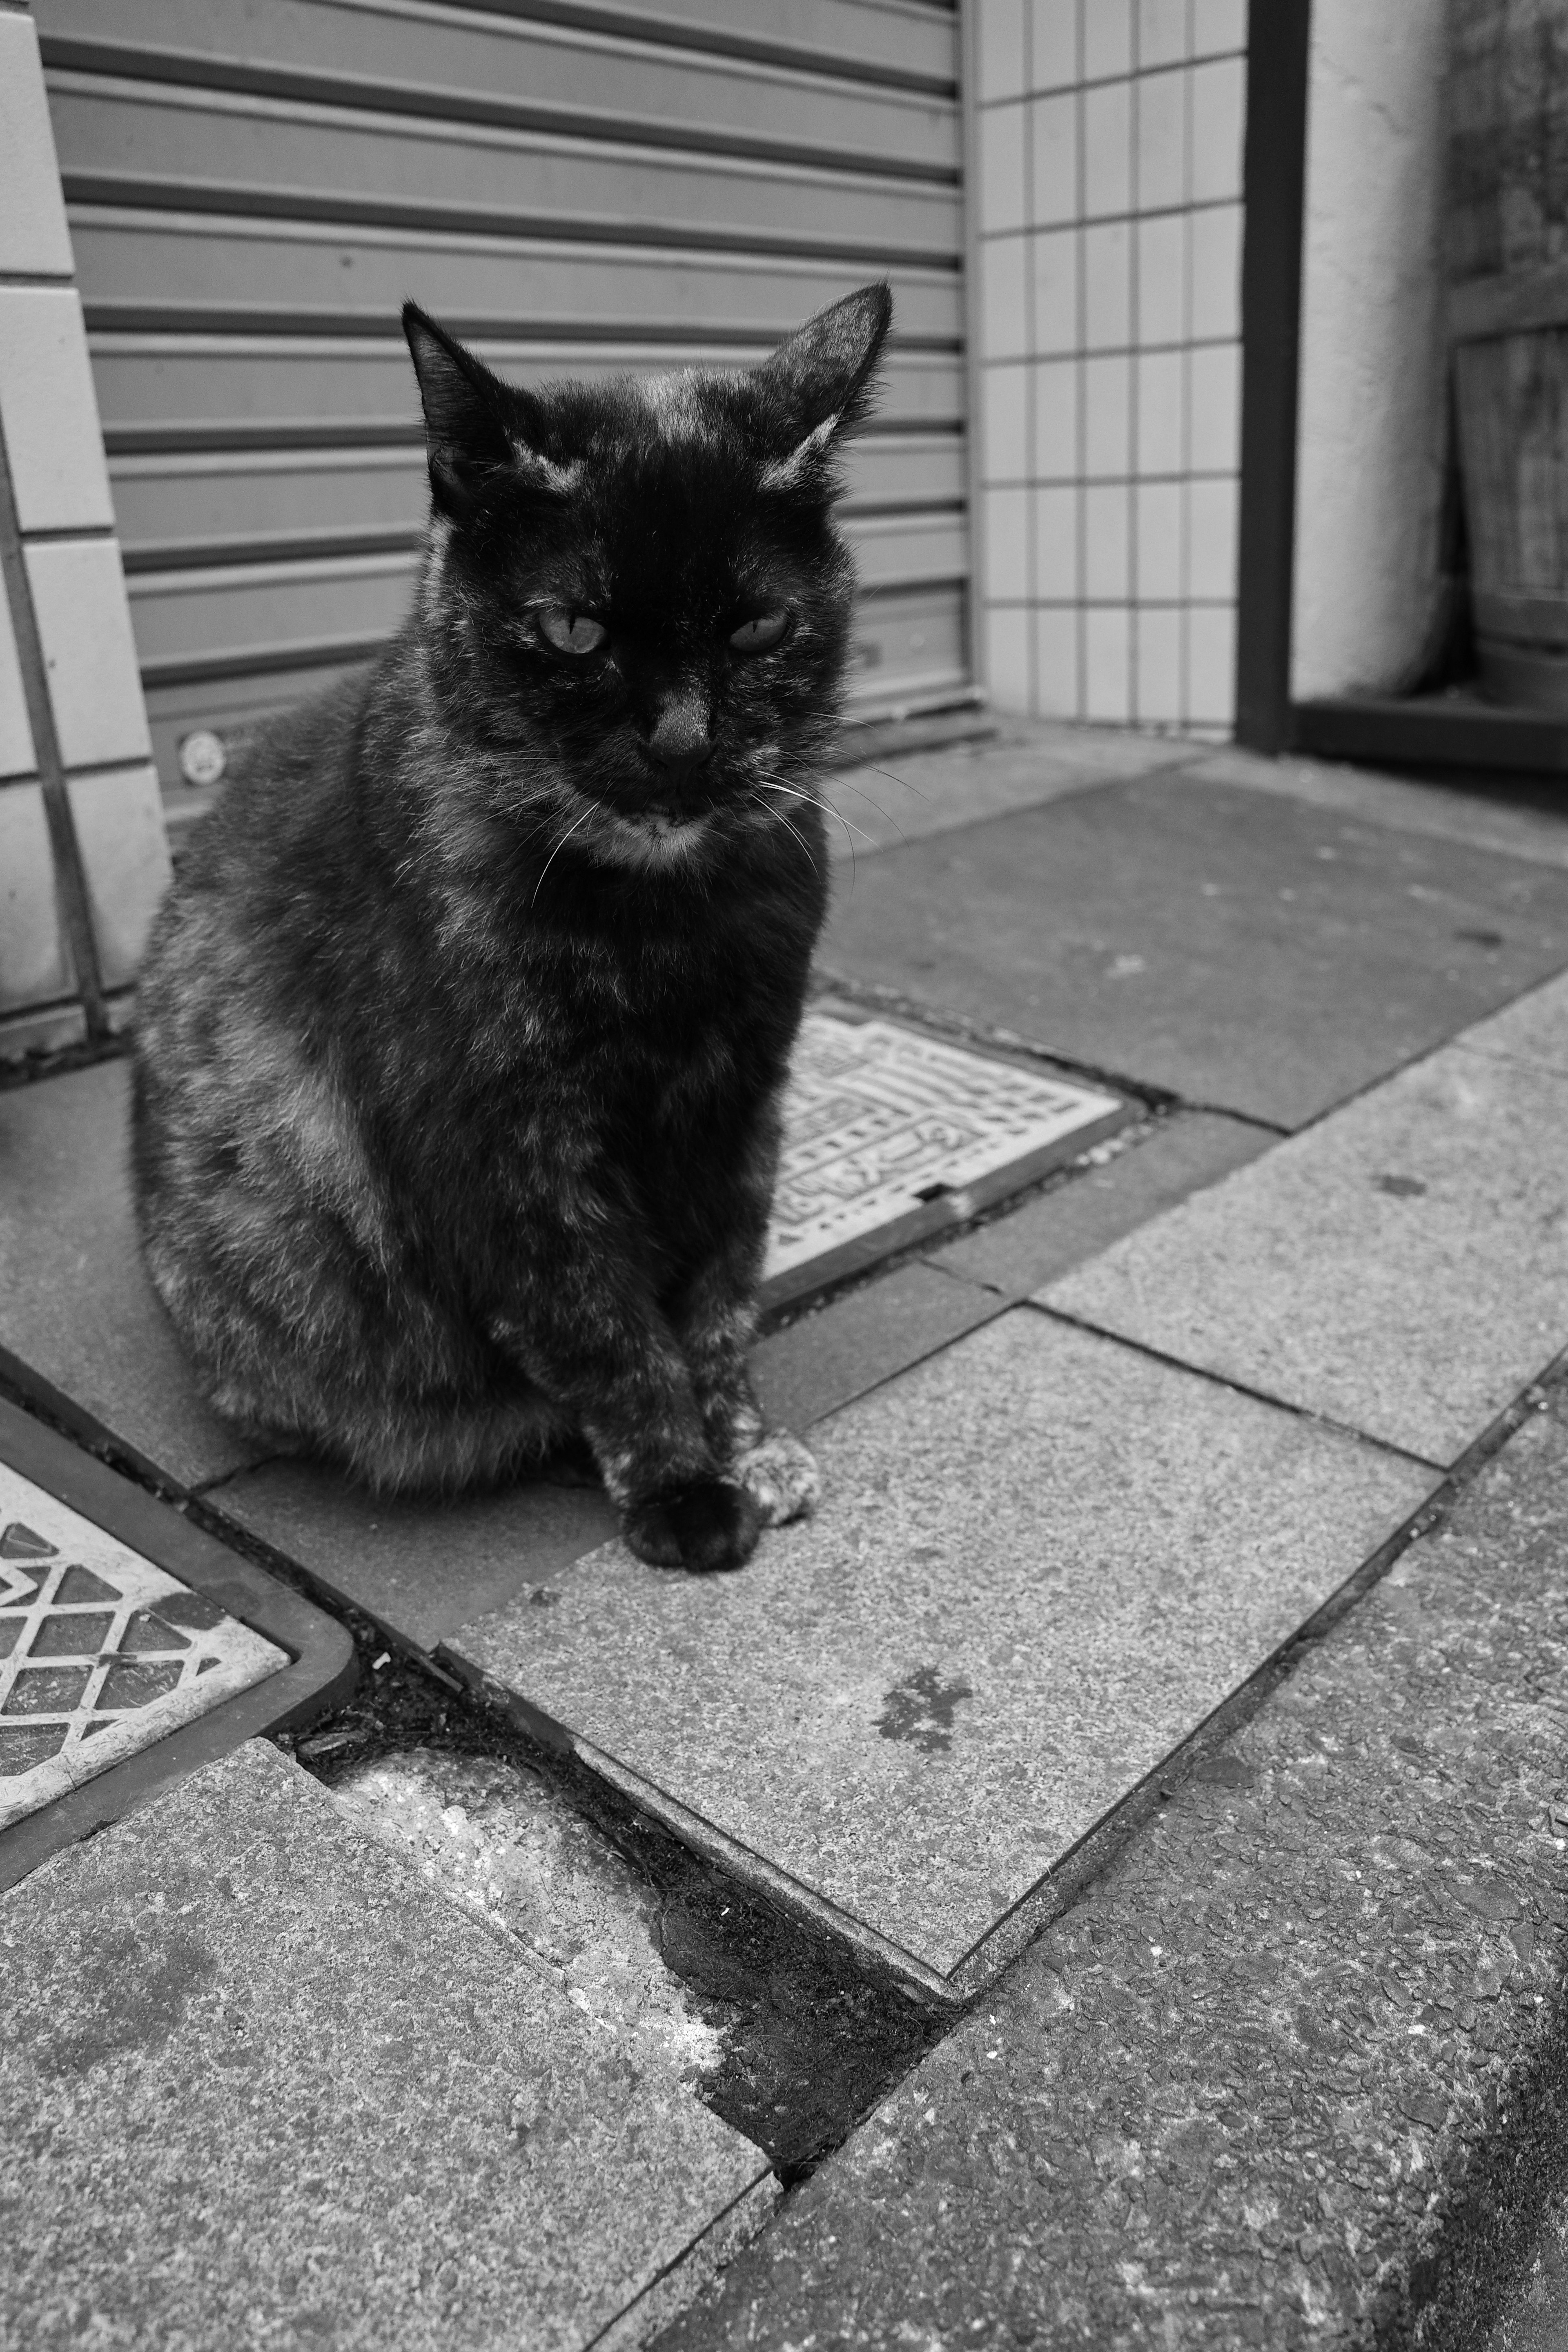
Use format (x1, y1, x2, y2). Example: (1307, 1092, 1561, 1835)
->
(0, 1394, 354, 1891)
(760, 1009, 1129, 1312)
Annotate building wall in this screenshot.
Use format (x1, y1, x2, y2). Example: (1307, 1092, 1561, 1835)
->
(969, 0, 1247, 731)
(1290, 0, 1448, 704)
(0, 1, 167, 1056)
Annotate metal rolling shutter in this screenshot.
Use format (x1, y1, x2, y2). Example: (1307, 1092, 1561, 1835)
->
(33, 0, 972, 818)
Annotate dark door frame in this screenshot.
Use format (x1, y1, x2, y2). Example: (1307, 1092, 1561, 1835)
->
(1232, 0, 1568, 774)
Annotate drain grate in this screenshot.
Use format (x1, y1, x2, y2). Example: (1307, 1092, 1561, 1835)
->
(762, 1013, 1124, 1304)
(0, 1395, 355, 1886)
(0, 1466, 287, 1832)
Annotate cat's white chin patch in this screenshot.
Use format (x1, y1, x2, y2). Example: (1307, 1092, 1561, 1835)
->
(602, 807, 713, 869)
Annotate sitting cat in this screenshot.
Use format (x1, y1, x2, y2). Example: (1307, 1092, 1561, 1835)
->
(131, 284, 891, 1574)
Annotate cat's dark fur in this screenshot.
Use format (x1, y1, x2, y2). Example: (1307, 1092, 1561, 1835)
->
(132, 285, 891, 1574)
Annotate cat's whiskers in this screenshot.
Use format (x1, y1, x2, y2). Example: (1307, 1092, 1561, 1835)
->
(530, 801, 598, 905)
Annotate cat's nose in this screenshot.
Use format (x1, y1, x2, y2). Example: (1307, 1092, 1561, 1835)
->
(646, 698, 713, 778)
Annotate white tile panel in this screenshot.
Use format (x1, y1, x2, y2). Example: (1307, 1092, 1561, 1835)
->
(0, 786, 71, 1015)
(1188, 339, 1243, 473)
(1191, 55, 1247, 203)
(981, 98, 1029, 234)
(1030, 89, 1080, 225)
(1083, 80, 1134, 218)
(23, 539, 152, 772)
(0, 602, 36, 783)
(1190, 200, 1244, 339)
(1187, 472, 1240, 600)
(0, 14, 74, 278)
(982, 363, 1029, 483)
(1085, 481, 1131, 599)
(1033, 606, 1080, 715)
(982, 234, 1032, 361)
(1082, 219, 1133, 348)
(1136, 479, 1183, 599)
(0, 289, 114, 535)
(1083, 0, 1134, 81)
(1138, 0, 1191, 69)
(1032, 226, 1081, 354)
(984, 604, 1032, 710)
(980, 0, 1029, 101)
(984, 486, 1031, 603)
(1034, 355, 1080, 474)
(1033, 484, 1080, 598)
(1030, 0, 1080, 91)
(1085, 604, 1133, 721)
(1135, 603, 1184, 721)
(66, 764, 174, 990)
(1135, 65, 1189, 210)
(1136, 211, 1188, 345)
(1186, 601, 1237, 724)
(1136, 348, 1186, 473)
(1083, 352, 1132, 478)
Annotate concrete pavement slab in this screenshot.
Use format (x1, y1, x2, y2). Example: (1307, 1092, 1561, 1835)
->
(0, 1739, 767, 2352)
(210, 1265, 998, 1657)
(210, 1460, 617, 1654)
(1455, 966, 1568, 1083)
(1045, 1038, 1568, 1467)
(449, 1311, 1432, 1993)
(826, 720, 1202, 857)
(661, 1382, 1568, 2352)
(819, 773, 1568, 1127)
(0, 1058, 256, 1488)
(928, 1109, 1272, 1298)
(1192, 745, 1568, 874)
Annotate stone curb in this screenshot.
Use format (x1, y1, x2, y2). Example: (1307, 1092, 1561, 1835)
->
(656, 1381, 1568, 2351)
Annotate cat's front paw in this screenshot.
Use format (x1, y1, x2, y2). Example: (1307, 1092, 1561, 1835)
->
(734, 1431, 821, 1526)
(623, 1477, 762, 1575)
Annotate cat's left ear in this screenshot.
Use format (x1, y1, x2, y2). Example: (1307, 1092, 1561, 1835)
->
(403, 302, 570, 519)
(753, 283, 893, 490)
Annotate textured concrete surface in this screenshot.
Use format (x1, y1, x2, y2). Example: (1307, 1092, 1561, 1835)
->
(1193, 747, 1568, 875)
(826, 720, 1202, 858)
(1457, 966, 1568, 1084)
(663, 1386, 1568, 2352)
(753, 1261, 1002, 1434)
(929, 1109, 1272, 1299)
(820, 772, 1568, 1127)
(0, 1059, 253, 1486)
(0, 1740, 765, 2352)
(1047, 1037, 1568, 1468)
(332, 1745, 724, 2078)
(453, 1310, 1432, 1984)
(210, 1459, 617, 1653)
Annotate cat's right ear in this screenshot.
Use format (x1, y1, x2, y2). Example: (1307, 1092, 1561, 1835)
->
(403, 303, 564, 519)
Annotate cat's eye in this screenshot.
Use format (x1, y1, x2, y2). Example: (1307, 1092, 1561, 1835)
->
(537, 607, 607, 655)
(728, 610, 791, 655)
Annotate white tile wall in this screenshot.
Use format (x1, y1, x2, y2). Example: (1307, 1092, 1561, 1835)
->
(975, 0, 1246, 731)
(0, 7, 167, 1031)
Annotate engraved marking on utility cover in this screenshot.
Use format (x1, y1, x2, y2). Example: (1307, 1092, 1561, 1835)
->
(0, 1470, 287, 1833)
(876, 1666, 975, 1756)
(764, 1014, 1120, 1281)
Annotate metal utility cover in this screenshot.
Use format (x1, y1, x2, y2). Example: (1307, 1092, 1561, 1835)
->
(0, 1396, 354, 1889)
(762, 1012, 1125, 1307)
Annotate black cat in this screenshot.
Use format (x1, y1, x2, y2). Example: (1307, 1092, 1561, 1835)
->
(132, 284, 892, 1573)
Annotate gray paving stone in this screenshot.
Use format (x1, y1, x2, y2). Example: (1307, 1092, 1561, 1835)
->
(0, 1059, 254, 1487)
(826, 719, 1200, 858)
(211, 1461, 617, 1653)
(928, 1110, 1273, 1298)
(660, 1377, 1568, 2352)
(752, 1260, 1002, 1433)
(1193, 744, 1568, 874)
(1457, 965, 1568, 1083)
(0, 1739, 766, 2352)
(1045, 1037, 1568, 1468)
(450, 1311, 1432, 1989)
(210, 1267, 995, 1657)
(819, 772, 1568, 1127)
